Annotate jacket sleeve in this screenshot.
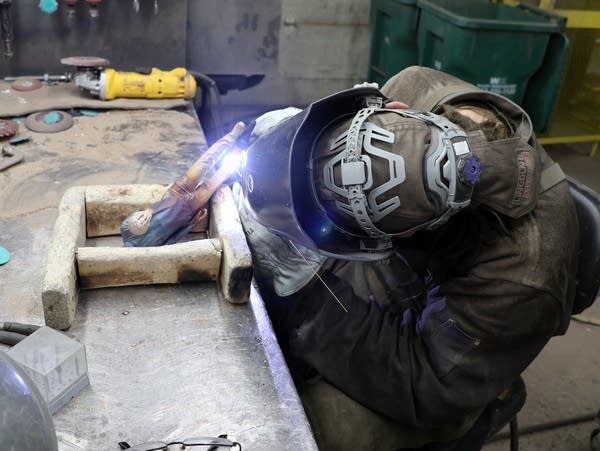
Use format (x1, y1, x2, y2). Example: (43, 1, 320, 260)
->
(289, 270, 562, 428)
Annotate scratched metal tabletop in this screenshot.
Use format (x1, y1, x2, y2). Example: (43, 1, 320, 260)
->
(0, 105, 317, 450)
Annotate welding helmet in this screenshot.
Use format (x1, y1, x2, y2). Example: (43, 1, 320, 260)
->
(0, 351, 59, 451)
(241, 86, 481, 260)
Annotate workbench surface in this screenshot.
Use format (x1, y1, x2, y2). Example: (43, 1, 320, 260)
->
(0, 106, 317, 450)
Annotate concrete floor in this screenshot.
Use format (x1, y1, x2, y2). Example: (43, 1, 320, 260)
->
(483, 143, 600, 451)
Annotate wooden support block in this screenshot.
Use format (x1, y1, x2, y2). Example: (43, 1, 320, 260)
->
(209, 185, 253, 304)
(85, 184, 166, 237)
(85, 184, 208, 237)
(43, 183, 242, 328)
(42, 187, 86, 330)
(76, 239, 222, 289)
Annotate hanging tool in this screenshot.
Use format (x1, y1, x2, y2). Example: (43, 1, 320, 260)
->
(61, 56, 197, 100)
(64, 0, 79, 21)
(0, 0, 13, 58)
(85, 0, 101, 18)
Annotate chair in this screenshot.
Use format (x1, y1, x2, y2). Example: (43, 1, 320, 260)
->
(568, 176, 600, 314)
(485, 176, 600, 450)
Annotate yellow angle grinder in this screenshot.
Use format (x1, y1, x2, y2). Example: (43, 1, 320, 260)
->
(61, 56, 197, 100)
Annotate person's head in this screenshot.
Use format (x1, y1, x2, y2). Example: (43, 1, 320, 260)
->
(242, 85, 538, 261)
(310, 107, 481, 242)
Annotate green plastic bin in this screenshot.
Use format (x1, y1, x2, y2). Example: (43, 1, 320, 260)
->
(368, 0, 419, 87)
(416, 0, 569, 132)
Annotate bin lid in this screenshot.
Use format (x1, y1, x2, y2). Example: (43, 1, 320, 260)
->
(417, 0, 563, 32)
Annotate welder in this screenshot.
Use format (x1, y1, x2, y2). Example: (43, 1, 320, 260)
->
(234, 66, 579, 450)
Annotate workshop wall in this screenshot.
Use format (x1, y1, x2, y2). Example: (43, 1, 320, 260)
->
(186, 0, 371, 111)
(0, 0, 186, 78)
(1, 0, 372, 116)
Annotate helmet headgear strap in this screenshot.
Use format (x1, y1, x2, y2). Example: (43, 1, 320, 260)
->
(322, 105, 479, 248)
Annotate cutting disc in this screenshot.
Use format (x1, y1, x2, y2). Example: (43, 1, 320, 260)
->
(25, 111, 74, 133)
(11, 79, 43, 92)
(0, 119, 18, 138)
(60, 56, 110, 67)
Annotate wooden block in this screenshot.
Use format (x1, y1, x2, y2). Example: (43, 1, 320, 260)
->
(76, 239, 222, 289)
(209, 185, 253, 304)
(85, 184, 208, 237)
(42, 187, 87, 330)
(85, 184, 167, 237)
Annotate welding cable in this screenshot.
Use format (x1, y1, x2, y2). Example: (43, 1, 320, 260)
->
(189, 71, 225, 141)
(1, 321, 41, 335)
(0, 331, 27, 346)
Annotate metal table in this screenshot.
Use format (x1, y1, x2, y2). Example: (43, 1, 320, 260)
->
(0, 105, 317, 450)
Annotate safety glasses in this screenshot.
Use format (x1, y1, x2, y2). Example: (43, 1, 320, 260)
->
(118, 435, 241, 451)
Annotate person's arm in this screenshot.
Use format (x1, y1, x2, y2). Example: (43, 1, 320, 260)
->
(289, 269, 561, 428)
